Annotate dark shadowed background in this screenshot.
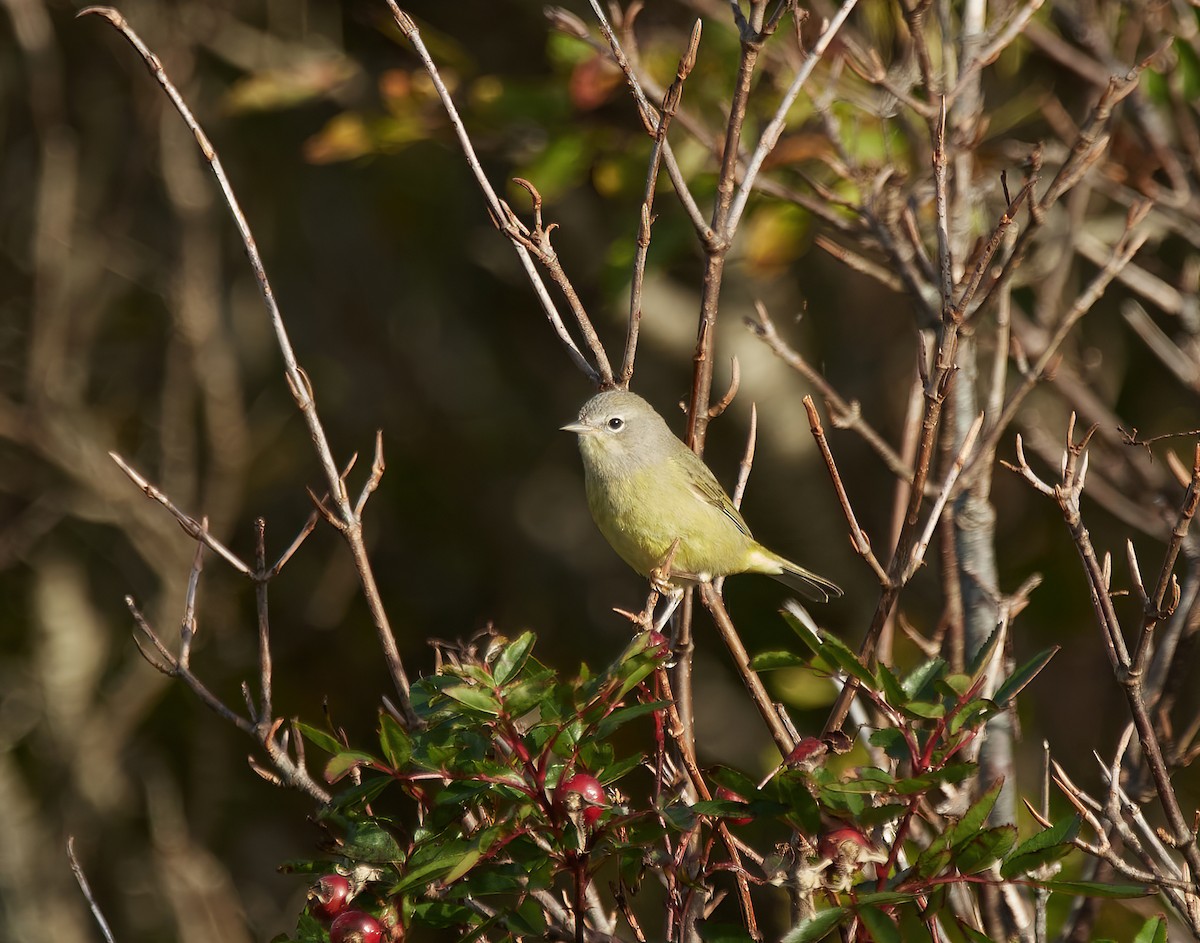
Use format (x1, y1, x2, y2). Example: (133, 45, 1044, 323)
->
(2, 1, 1197, 940)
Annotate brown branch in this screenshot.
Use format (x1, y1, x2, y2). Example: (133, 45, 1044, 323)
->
(67, 837, 116, 943)
(699, 584, 795, 757)
(83, 6, 419, 723)
(621, 19, 701, 387)
(802, 396, 888, 584)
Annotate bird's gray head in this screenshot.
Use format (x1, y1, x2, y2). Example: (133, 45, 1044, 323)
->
(561, 390, 676, 476)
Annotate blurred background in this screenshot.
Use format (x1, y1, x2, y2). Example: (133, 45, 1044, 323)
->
(2, 0, 1197, 940)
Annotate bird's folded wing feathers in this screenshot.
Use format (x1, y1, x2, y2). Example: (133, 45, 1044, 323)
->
(685, 466, 751, 537)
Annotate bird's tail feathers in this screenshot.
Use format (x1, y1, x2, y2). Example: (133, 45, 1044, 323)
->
(768, 556, 843, 603)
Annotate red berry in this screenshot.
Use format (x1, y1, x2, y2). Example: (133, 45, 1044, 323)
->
(330, 909, 383, 943)
(556, 773, 607, 825)
(818, 826, 874, 866)
(715, 786, 754, 826)
(307, 874, 352, 921)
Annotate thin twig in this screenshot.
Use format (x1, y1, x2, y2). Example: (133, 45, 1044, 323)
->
(82, 6, 418, 721)
(67, 837, 116, 943)
(621, 20, 702, 386)
(700, 583, 795, 756)
(725, 0, 861, 234)
(803, 396, 887, 584)
(383, 4, 605, 384)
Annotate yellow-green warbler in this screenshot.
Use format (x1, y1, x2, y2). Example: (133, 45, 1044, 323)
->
(563, 390, 841, 603)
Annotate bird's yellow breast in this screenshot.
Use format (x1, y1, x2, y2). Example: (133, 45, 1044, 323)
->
(584, 458, 755, 580)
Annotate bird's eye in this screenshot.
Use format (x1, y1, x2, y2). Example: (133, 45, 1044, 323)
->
(607, 416, 625, 431)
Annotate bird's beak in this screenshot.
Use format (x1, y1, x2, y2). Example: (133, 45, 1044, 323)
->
(560, 421, 591, 435)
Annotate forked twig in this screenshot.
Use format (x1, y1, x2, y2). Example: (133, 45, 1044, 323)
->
(80, 6, 417, 722)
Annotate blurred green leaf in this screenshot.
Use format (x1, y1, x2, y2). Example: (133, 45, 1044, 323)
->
(1037, 879, 1154, 899)
(857, 905, 901, 943)
(993, 647, 1059, 707)
(751, 650, 810, 670)
(893, 763, 975, 795)
(781, 907, 847, 943)
(1133, 915, 1170, 943)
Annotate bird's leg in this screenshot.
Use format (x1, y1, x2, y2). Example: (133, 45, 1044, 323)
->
(653, 586, 685, 634)
(648, 538, 685, 634)
(650, 537, 682, 595)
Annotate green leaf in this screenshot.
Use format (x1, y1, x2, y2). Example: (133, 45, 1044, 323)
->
(293, 722, 342, 755)
(612, 655, 658, 701)
(443, 846, 483, 884)
(378, 713, 412, 770)
(751, 650, 810, 671)
(914, 842, 953, 880)
(1036, 879, 1154, 899)
(291, 911, 326, 943)
(442, 684, 501, 715)
(781, 606, 824, 654)
(596, 701, 667, 738)
(341, 819, 403, 862)
(492, 630, 536, 685)
(949, 778, 1003, 847)
(949, 699, 991, 736)
(1133, 916, 1170, 943)
(329, 775, 392, 810)
(769, 773, 820, 833)
(391, 841, 472, 895)
(853, 891, 920, 907)
(902, 658, 946, 699)
(876, 664, 908, 707)
(407, 900, 477, 929)
(597, 751, 643, 785)
(868, 727, 909, 760)
(781, 907, 847, 943)
(324, 750, 378, 783)
(1000, 816, 1080, 879)
(936, 674, 972, 698)
(966, 623, 1004, 679)
(501, 678, 546, 717)
(692, 799, 757, 820)
(901, 700, 945, 720)
(892, 763, 975, 795)
(819, 633, 877, 687)
(954, 825, 1017, 873)
(857, 905, 901, 943)
(510, 896, 549, 935)
(896, 901, 934, 943)
(993, 647, 1059, 707)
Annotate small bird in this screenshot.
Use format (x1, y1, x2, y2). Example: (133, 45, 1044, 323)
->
(562, 390, 842, 603)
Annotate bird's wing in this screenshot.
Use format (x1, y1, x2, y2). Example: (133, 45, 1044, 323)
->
(681, 456, 752, 537)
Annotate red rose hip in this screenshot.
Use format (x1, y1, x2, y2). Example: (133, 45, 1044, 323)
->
(556, 773, 607, 825)
(308, 874, 352, 921)
(330, 909, 383, 943)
